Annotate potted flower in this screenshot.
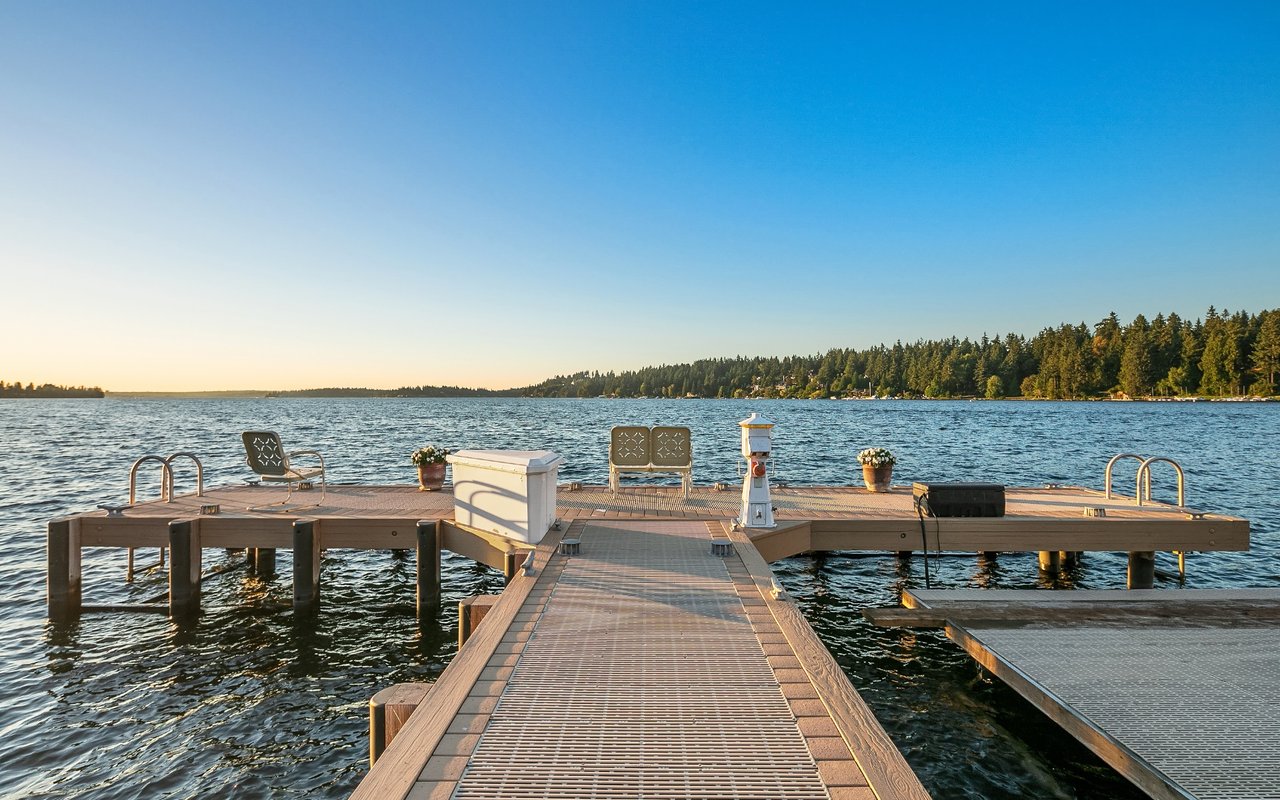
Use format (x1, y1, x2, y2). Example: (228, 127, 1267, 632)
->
(858, 447, 895, 492)
(412, 445, 451, 491)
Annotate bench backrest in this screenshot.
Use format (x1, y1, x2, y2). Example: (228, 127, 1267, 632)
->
(610, 425, 691, 467)
(610, 426, 651, 466)
(651, 426, 692, 467)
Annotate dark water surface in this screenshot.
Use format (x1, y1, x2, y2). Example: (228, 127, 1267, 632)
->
(1, 398, 1276, 799)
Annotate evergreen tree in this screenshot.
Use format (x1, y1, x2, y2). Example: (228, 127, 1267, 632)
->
(1251, 311, 1280, 395)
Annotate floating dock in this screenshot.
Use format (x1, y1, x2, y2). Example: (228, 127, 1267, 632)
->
(882, 588, 1280, 800)
(47, 482, 1251, 800)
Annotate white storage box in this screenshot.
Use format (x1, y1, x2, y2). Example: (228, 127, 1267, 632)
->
(447, 450, 563, 544)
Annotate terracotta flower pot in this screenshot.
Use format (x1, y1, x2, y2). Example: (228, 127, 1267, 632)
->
(862, 464, 893, 493)
(417, 462, 446, 491)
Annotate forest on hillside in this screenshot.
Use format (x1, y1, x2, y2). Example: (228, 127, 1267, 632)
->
(522, 307, 1280, 400)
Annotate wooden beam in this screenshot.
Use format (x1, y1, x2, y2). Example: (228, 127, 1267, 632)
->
(440, 519, 531, 574)
(866, 600, 1280, 628)
(807, 517, 1248, 553)
(748, 521, 813, 562)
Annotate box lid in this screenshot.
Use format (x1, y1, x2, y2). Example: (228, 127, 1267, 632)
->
(447, 449, 564, 475)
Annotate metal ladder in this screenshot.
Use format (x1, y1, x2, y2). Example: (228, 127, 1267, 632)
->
(125, 452, 204, 580)
(1103, 453, 1189, 580)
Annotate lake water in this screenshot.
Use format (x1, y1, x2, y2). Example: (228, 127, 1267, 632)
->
(1, 398, 1276, 799)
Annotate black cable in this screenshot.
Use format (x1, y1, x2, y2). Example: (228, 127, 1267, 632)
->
(913, 492, 932, 589)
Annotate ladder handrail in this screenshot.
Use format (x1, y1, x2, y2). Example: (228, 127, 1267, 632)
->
(1104, 453, 1149, 500)
(163, 452, 204, 503)
(1136, 456, 1185, 507)
(128, 455, 173, 505)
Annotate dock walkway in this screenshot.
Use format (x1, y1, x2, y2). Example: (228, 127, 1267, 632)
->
(355, 519, 929, 800)
(900, 589, 1280, 800)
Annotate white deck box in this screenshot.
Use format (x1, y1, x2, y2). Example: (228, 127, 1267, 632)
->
(447, 450, 563, 544)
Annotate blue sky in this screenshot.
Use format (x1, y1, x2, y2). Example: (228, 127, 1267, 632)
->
(2, 2, 1277, 390)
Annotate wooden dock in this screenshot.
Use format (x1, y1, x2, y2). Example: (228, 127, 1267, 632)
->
(353, 519, 929, 800)
(48, 482, 1249, 620)
(46, 482, 1252, 799)
(887, 589, 1280, 800)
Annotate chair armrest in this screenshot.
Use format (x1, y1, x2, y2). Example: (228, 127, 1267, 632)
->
(288, 450, 326, 472)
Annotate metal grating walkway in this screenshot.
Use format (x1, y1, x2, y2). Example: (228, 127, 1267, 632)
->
(453, 521, 830, 800)
(962, 626, 1280, 800)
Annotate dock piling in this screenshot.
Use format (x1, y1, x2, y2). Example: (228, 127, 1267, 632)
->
(503, 550, 520, 584)
(293, 520, 321, 613)
(416, 520, 441, 618)
(369, 683, 432, 767)
(47, 519, 82, 621)
(1127, 551, 1156, 589)
(250, 547, 276, 576)
(1038, 550, 1061, 572)
(458, 595, 500, 647)
(168, 519, 202, 618)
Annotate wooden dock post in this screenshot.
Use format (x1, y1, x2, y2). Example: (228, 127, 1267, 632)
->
(1127, 551, 1155, 589)
(168, 519, 202, 619)
(1038, 550, 1061, 572)
(368, 682, 432, 767)
(250, 548, 276, 576)
(416, 520, 441, 618)
(47, 519, 81, 621)
(1060, 550, 1080, 568)
(503, 550, 520, 584)
(458, 595, 500, 647)
(293, 520, 321, 613)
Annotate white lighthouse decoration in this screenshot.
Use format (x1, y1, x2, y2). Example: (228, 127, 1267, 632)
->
(739, 412, 776, 528)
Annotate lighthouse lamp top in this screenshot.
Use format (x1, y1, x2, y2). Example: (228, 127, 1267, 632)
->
(739, 412, 775, 430)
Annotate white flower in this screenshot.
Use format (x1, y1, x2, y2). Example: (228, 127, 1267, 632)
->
(858, 447, 895, 467)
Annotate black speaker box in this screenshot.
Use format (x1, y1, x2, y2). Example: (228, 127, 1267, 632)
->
(912, 482, 1006, 517)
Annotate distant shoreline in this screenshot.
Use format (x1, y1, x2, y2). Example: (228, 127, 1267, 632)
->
(93, 392, 1278, 402)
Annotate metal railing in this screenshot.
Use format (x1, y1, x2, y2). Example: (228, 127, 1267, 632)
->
(124, 452, 205, 581)
(1136, 456, 1185, 508)
(1104, 453, 1189, 581)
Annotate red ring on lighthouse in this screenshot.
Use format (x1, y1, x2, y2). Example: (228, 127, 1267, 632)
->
(752, 462, 767, 477)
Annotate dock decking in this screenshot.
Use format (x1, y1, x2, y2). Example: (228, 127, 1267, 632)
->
(47, 482, 1254, 799)
(899, 589, 1280, 800)
(354, 519, 929, 800)
(49, 482, 1248, 620)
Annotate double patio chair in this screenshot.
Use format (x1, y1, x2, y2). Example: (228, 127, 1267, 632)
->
(241, 431, 327, 512)
(609, 425, 693, 498)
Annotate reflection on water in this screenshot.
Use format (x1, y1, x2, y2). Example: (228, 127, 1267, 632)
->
(0, 398, 1275, 799)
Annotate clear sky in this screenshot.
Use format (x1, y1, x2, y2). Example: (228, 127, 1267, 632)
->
(2, 2, 1278, 391)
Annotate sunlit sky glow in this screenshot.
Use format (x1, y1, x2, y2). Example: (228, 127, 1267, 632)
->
(2, 2, 1278, 390)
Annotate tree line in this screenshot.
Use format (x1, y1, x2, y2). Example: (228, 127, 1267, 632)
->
(521, 306, 1280, 400)
(274, 385, 516, 398)
(0, 381, 105, 398)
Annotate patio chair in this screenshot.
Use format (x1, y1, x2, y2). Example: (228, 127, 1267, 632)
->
(241, 431, 327, 512)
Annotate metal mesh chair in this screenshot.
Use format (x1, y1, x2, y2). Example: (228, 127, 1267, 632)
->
(241, 431, 326, 512)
